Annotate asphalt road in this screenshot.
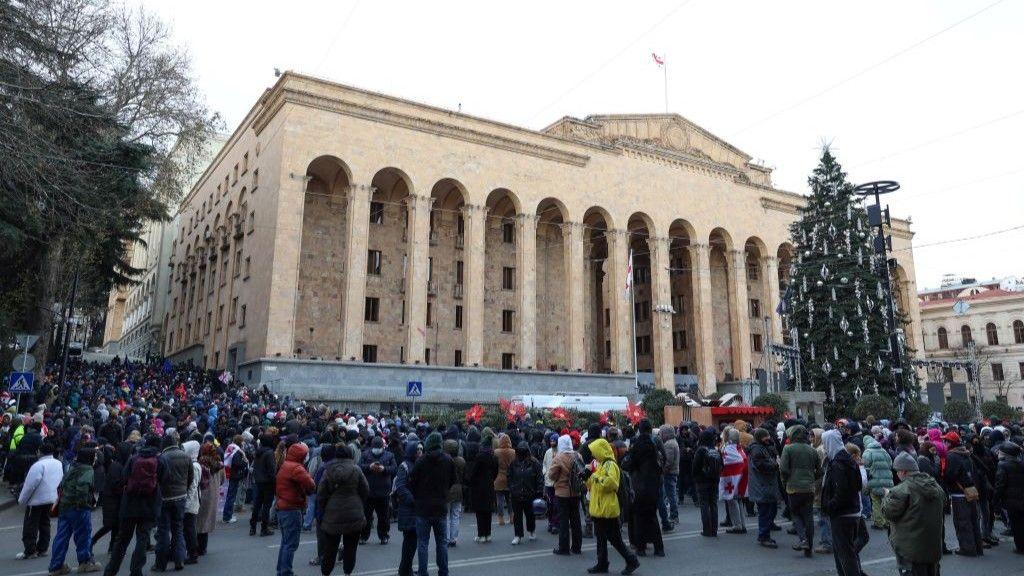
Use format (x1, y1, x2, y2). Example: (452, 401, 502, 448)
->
(0, 502, 1020, 576)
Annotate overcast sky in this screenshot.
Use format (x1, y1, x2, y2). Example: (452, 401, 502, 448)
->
(142, 0, 1023, 291)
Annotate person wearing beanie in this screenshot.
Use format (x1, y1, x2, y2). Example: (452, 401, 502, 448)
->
(250, 434, 278, 537)
(994, 441, 1024, 553)
(18, 441, 63, 560)
(48, 442, 101, 575)
(621, 419, 666, 555)
(154, 433, 190, 571)
(442, 439, 465, 548)
(692, 428, 722, 537)
(943, 430, 983, 556)
(359, 435, 397, 545)
(882, 450, 946, 575)
(408, 431, 455, 576)
(780, 425, 821, 556)
(316, 440, 369, 576)
(747, 427, 781, 549)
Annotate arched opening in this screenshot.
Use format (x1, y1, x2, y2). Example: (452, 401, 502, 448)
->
(583, 207, 613, 373)
(628, 213, 656, 377)
(1014, 319, 1024, 344)
(961, 325, 973, 347)
(536, 198, 569, 372)
(986, 322, 999, 346)
(363, 167, 413, 364)
(937, 326, 949, 350)
(709, 228, 734, 381)
(745, 237, 768, 375)
(668, 219, 696, 381)
(295, 155, 352, 359)
(485, 188, 521, 369)
(427, 178, 467, 367)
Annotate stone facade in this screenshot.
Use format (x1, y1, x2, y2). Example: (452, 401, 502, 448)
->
(918, 278, 1024, 408)
(161, 72, 922, 395)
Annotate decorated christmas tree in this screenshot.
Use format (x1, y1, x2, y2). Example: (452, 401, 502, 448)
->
(784, 149, 914, 418)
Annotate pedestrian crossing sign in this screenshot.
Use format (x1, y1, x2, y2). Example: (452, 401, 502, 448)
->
(9, 372, 34, 394)
(406, 381, 423, 397)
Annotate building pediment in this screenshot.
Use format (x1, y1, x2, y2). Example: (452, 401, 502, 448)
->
(542, 113, 773, 186)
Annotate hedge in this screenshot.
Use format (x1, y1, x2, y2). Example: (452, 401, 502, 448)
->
(852, 394, 896, 421)
(979, 400, 1021, 423)
(752, 393, 788, 417)
(640, 389, 675, 427)
(942, 400, 975, 425)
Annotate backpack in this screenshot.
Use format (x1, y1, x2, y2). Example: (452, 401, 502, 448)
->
(701, 447, 723, 478)
(390, 461, 410, 510)
(230, 450, 249, 479)
(568, 453, 587, 498)
(126, 456, 158, 496)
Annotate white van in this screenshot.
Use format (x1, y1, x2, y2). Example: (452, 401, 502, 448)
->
(513, 394, 630, 413)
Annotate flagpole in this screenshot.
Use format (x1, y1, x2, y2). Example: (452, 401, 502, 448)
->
(629, 249, 639, 390)
(663, 62, 668, 113)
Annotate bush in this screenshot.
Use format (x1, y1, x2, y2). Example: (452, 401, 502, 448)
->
(979, 400, 1021, 423)
(904, 399, 932, 427)
(942, 400, 975, 424)
(852, 394, 896, 421)
(752, 393, 788, 418)
(641, 389, 675, 427)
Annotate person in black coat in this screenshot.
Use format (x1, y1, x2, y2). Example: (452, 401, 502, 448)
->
(691, 428, 721, 537)
(676, 424, 699, 507)
(408, 432, 455, 576)
(359, 436, 397, 544)
(820, 429, 864, 576)
(622, 420, 665, 556)
(993, 442, 1024, 553)
(92, 442, 129, 555)
(461, 428, 481, 513)
(943, 432, 984, 556)
(507, 441, 543, 544)
(249, 433, 277, 536)
(103, 435, 168, 576)
(466, 435, 498, 542)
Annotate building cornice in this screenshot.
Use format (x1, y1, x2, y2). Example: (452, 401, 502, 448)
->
(255, 84, 591, 167)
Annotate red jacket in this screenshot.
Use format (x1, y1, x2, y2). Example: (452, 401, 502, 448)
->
(275, 443, 315, 510)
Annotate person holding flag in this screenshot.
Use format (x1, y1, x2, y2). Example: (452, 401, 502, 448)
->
(719, 428, 749, 534)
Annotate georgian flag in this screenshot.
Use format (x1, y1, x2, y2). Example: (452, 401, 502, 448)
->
(719, 443, 749, 500)
(652, 52, 664, 66)
(624, 251, 634, 300)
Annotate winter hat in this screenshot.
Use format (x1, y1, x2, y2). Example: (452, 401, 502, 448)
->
(893, 451, 919, 472)
(942, 431, 961, 446)
(638, 419, 653, 435)
(424, 431, 443, 452)
(998, 442, 1021, 459)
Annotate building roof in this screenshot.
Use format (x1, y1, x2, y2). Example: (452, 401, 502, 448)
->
(919, 287, 1022, 309)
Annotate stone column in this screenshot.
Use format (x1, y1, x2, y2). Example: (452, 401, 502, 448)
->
(516, 213, 538, 369)
(341, 184, 374, 360)
(727, 249, 752, 380)
(762, 256, 783, 344)
(404, 194, 433, 364)
(608, 229, 633, 373)
(648, 236, 675, 391)
(688, 243, 717, 393)
(462, 204, 487, 366)
(564, 222, 586, 371)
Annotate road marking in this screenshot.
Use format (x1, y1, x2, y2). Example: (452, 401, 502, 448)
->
(0, 525, 23, 531)
(862, 556, 896, 566)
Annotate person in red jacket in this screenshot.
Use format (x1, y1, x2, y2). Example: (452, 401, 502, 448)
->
(275, 442, 315, 576)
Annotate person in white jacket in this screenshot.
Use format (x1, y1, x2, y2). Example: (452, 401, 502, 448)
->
(182, 440, 203, 565)
(17, 442, 63, 559)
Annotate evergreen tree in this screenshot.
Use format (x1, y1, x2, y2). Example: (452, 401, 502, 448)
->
(783, 149, 914, 418)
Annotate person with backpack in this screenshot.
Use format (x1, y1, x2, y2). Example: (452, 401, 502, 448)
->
(103, 434, 165, 576)
(222, 435, 249, 523)
(584, 438, 639, 575)
(508, 441, 543, 545)
(153, 434, 190, 572)
(692, 428, 722, 537)
(549, 434, 583, 556)
(862, 435, 894, 530)
(394, 440, 422, 576)
(443, 439, 465, 548)
(181, 441, 202, 565)
(17, 441, 63, 560)
(91, 442, 129, 557)
(821, 429, 865, 576)
(780, 425, 821, 557)
(48, 442, 102, 576)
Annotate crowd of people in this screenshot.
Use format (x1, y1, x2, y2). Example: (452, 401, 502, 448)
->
(2, 358, 1023, 576)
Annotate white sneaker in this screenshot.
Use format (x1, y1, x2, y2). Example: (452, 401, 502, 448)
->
(528, 532, 536, 541)
(511, 537, 521, 545)
(474, 537, 482, 543)
(484, 536, 492, 543)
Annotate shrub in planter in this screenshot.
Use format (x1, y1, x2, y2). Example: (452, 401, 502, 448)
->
(752, 393, 788, 418)
(640, 389, 675, 427)
(942, 400, 975, 425)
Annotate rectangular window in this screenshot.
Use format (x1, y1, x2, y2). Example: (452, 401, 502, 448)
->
(634, 301, 650, 322)
(502, 266, 515, 290)
(747, 258, 759, 280)
(633, 266, 651, 285)
(456, 260, 464, 285)
(457, 215, 465, 235)
(502, 352, 515, 370)
(365, 297, 380, 322)
(1019, 362, 1024, 379)
(635, 335, 652, 356)
(454, 350, 463, 367)
(425, 348, 431, 366)
(244, 256, 251, 279)
(239, 304, 246, 328)
(232, 164, 238, 184)
(992, 363, 1004, 381)
(362, 345, 378, 363)
(671, 295, 684, 314)
(233, 249, 242, 277)
(605, 340, 611, 359)
(455, 305, 463, 329)
(242, 152, 249, 174)
(428, 256, 434, 282)
(206, 312, 212, 335)
(367, 250, 382, 275)
(749, 298, 761, 318)
(673, 330, 687, 351)
(502, 221, 515, 244)
(751, 333, 763, 353)
(369, 202, 385, 224)
(942, 367, 953, 382)
(252, 168, 259, 190)
(502, 309, 515, 333)
(217, 305, 223, 330)
(229, 297, 238, 324)
(426, 302, 433, 327)
(401, 300, 406, 324)
(604, 308, 610, 327)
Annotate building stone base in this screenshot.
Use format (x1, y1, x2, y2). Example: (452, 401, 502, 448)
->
(237, 357, 638, 408)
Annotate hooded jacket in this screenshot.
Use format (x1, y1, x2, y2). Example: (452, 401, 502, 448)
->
(466, 438, 497, 512)
(493, 434, 515, 491)
(691, 429, 721, 487)
(747, 433, 781, 503)
(317, 454, 369, 536)
(549, 435, 580, 498)
(159, 441, 191, 502)
(409, 432, 456, 518)
(821, 429, 862, 518)
(508, 441, 543, 501)
(393, 440, 419, 531)
(443, 439, 465, 504)
(585, 439, 621, 519)
(251, 435, 278, 485)
(994, 445, 1024, 512)
(275, 443, 315, 510)
(658, 425, 680, 476)
(863, 436, 894, 495)
(943, 445, 974, 494)
(882, 471, 945, 563)
(359, 442, 398, 499)
(119, 445, 167, 521)
(182, 440, 202, 515)
(780, 425, 820, 494)
(622, 429, 663, 510)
